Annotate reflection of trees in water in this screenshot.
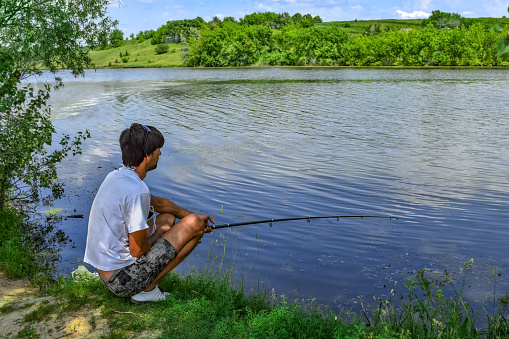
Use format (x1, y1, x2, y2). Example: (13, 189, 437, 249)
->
(24, 214, 73, 276)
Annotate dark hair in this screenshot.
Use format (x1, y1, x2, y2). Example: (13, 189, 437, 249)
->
(119, 123, 165, 167)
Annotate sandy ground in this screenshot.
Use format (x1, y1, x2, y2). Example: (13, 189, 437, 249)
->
(0, 271, 110, 338)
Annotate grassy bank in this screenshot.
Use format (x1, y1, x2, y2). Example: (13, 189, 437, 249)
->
(2, 210, 509, 338)
(0, 209, 39, 280)
(89, 39, 186, 68)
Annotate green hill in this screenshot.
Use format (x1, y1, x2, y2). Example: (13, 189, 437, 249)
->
(89, 39, 186, 68)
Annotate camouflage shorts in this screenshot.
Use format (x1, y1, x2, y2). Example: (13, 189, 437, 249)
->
(100, 238, 176, 297)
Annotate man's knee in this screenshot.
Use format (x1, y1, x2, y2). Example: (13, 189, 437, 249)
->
(182, 214, 205, 235)
(157, 213, 175, 227)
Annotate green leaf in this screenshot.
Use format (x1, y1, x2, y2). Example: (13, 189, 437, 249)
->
(496, 38, 509, 57)
(489, 24, 503, 33)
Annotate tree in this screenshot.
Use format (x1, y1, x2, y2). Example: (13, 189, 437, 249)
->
(223, 16, 236, 23)
(300, 18, 314, 28)
(109, 28, 124, 48)
(97, 31, 109, 50)
(292, 13, 302, 24)
(0, 0, 114, 211)
(136, 31, 145, 42)
(210, 16, 222, 29)
(422, 10, 467, 29)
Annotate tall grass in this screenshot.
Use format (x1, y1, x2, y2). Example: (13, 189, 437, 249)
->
(0, 208, 70, 286)
(0, 209, 34, 278)
(362, 259, 509, 338)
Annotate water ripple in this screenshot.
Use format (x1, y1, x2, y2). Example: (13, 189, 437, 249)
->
(44, 68, 509, 315)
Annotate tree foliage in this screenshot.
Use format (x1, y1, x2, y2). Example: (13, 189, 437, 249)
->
(185, 22, 273, 66)
(496, 7, 509, 57)
(152, 17, 206, 44)
(0, 0, 114, 211)
(184, 12, 509, 67)
(1, 0, 115, 77)
(421, 10, 473, 29)
(155, 43, 169, 54)
(109, 28, 124, 48)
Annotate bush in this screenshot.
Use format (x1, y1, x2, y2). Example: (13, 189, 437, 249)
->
(155, 43, 169, 54)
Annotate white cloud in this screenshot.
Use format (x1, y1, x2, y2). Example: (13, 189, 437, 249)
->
(351, 5, 363, 11)
(135, 0, 154, 3)
(419, 0, 432, 10)
(215, 13, 225, 19)
(256, 2, 276, 11)
(396, 10, 430, 18)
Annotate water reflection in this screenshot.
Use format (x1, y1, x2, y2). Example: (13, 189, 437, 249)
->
(41, 68, 509, 315)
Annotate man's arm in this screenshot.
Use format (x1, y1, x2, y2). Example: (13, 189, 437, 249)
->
(150, 195, 194, 219)
(128, 224, 170, 258)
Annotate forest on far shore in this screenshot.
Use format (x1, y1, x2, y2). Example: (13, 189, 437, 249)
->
(91, 10, 509, 67)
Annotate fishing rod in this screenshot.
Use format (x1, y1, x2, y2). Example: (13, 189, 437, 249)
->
(211, 215, 398, 229)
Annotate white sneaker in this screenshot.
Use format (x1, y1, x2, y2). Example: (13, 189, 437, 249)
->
(130, 286, 169, 304)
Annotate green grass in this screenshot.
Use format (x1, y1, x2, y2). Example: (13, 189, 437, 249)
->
(40, 271, 376, 338)
(12, 263, 509, 338)
(0, 209, 34, 279)
(89, 39, 186, 68)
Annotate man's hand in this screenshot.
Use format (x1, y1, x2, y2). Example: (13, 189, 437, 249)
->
(199, 214, 215, 233)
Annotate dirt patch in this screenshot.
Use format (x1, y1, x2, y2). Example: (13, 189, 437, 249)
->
(0, 271, 39, 307)
(0, 271, 110, 338)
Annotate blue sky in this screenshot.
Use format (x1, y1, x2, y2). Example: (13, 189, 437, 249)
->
(109, 0, 508, 36)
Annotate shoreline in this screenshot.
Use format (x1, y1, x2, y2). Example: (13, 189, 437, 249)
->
(85, 64, 509, 70)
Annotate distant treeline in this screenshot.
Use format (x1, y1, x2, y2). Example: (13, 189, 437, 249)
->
(129, 11, 509, 67)
(132, 12, 322, 45)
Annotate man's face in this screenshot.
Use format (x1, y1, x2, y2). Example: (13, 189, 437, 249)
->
(147, 148, 161, 171)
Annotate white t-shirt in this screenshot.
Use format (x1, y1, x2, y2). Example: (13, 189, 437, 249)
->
(84, 167, 151, 271)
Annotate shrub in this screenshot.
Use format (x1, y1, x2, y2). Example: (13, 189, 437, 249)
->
(155, 43, 169, 54)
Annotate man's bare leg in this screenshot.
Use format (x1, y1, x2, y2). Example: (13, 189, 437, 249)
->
(144, 213, 207, 292)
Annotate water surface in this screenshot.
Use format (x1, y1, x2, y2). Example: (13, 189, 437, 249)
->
(37, 67, 509, 313)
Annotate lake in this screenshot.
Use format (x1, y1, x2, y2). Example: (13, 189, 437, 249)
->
(37, 67, 509, 314)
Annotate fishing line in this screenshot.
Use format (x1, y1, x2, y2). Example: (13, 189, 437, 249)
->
(211, 215, 398, 229)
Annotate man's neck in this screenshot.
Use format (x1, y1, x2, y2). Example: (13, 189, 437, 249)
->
(135, 166, 147, 180)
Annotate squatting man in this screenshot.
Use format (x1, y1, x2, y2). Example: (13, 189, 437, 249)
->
(84, 123, 214, 304)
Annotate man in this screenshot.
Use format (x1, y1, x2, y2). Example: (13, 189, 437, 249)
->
(84, 123, 214, 304)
